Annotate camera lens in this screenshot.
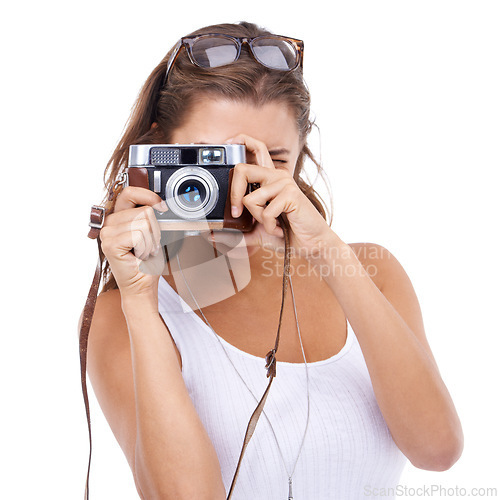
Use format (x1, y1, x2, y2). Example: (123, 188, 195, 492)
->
(177, 179, 207, 209)
(165, 167, 219, 220)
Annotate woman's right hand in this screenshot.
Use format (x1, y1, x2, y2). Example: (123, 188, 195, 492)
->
(100, 186, 168, 299)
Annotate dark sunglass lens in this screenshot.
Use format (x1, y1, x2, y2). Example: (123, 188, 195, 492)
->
(251, 38, 298, 70)
(191, 37, 239, 68)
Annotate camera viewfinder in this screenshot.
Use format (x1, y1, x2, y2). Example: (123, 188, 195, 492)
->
(200, 148, 225, 165)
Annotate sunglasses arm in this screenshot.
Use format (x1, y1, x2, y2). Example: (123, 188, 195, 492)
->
(162, 40, 184, 87)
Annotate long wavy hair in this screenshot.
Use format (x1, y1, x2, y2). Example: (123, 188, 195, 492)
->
(99, 21, 333, 293)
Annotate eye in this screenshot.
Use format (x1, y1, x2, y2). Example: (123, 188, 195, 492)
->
(272, 158, 288, 165)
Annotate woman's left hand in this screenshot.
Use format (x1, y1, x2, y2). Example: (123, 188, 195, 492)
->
(205, 134, 333, 259)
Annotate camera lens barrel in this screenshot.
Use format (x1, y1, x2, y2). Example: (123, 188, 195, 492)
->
(165, 166, 219, 219)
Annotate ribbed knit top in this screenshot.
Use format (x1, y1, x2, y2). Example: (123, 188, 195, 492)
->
(157, 276, 407, 499)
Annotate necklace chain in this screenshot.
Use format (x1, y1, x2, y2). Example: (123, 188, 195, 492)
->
(175, 252, 310, 499)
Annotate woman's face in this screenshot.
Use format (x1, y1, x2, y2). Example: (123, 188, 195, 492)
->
(170, 98, 302, 175)
(168, 98, 302, 260)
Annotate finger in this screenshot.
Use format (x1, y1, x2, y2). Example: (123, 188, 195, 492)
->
(242, 179, 292, 211)
(239, 183, 281, 229)
(102, 228, 147, 261)
(138, 247, 167, 276)
(130, 229, 149, 261)
(114, 186, 168, 213)
(132, 221, 158, 261)
(105, 206, 161, 248)
(144, 205, 162, 251)
(230, 163, 276, 218)
(227, 134, 274, 169)
(243, 202, 284, 238)
(258, 195, 289, 238)
(101, 218, 153, 241)
(101, 219, 156, 261)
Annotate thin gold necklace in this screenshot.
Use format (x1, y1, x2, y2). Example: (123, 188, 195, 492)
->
(176, 253, 311, 500)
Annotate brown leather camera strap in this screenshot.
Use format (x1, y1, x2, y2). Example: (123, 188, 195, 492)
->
(79, 207, 106, 500)
(79, 208, 291, 499)
(226, 213, 291, 499)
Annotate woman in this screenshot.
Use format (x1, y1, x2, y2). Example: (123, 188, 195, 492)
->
(85, 21, 464, 499)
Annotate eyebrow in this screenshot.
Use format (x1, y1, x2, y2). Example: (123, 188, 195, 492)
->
(268, 148, 291, 156)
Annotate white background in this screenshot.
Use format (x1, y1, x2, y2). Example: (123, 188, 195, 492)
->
(1, 1, 497, 498)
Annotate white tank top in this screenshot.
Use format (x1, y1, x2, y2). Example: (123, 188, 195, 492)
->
(157, 276, 407, 499)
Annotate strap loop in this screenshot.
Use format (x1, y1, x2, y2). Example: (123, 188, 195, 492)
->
(88, 206, 106, 240)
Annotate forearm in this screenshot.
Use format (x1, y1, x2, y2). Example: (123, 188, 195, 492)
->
(310, 233, 463, 469)
(122, 294, 225, 500)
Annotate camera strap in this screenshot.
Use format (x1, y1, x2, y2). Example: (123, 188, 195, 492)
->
(226, 213, 291, 499)
(79, 205, 292, 499)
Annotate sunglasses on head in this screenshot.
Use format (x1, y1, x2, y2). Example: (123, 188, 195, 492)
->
(162, 33, 304, 86)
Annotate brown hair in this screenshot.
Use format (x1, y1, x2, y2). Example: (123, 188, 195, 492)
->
(99, 21, 333, 293)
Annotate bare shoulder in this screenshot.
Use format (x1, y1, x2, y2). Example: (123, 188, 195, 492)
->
(347, 241, 438, 368)
(89, 287, 182, 365)
(88, 285, 182, 376)
(347, 241, 398, 292)
(347, 241, 415, 296)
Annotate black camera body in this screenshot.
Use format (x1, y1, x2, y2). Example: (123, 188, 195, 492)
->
(126, 144, 257, 232)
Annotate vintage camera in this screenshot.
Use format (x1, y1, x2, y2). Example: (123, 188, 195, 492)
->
(126, 144, 258, 232)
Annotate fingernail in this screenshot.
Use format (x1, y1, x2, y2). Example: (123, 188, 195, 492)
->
(153, 200, 168, 213)
(231, 205, 239, 218)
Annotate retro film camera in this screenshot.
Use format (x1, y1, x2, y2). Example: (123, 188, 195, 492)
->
(126, 144, 258, 232)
